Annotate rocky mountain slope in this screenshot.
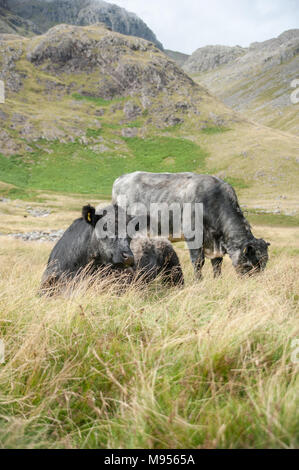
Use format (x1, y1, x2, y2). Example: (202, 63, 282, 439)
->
(183, 45, 246, 73)
(0, 0, 163, 49)
(0, 24, 298, 210)
(186, 30, 299, 135)
(165, 49, 190, 68)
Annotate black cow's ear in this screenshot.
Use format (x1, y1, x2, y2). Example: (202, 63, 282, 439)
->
(267, 242, 271, 247)
(82, 205, 96, 226)
(243, 244, 255, 256)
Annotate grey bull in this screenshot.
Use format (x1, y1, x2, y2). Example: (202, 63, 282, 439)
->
(112, 171, 270, 278)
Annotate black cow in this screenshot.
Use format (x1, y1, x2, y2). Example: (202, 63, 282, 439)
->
(112, 172, 270, 278)
(40, 204, 134, 294)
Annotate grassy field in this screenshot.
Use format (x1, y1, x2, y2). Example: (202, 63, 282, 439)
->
(0, 137, 208, 197)
(0, 196, 298, 449)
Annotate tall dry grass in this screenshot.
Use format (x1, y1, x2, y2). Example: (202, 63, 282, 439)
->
(0, 235, 298, 449)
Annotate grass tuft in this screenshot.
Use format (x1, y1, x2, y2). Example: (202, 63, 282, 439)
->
(72, 93, 126, 107)
(201, 126, 231, 135)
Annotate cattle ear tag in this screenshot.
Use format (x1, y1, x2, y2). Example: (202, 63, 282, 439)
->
(87, 212, 92, 223)
(243, 247, 247, 255)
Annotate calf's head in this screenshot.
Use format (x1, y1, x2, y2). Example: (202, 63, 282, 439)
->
(233, 238, 270, 276)
(83, 205, 134, 268)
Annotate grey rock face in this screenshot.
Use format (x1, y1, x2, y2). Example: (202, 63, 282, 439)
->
(121, 127, 138, 138)
(184, 45, 246, 73)
(2, 0, 163, 49)
(164, 115, 184, 127)
(0, 129, 23, 155)
(0, 40, 23, 92)
(123, 101, 142, 120)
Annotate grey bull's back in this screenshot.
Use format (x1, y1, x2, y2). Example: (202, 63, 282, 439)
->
(112, 171, 225, 206)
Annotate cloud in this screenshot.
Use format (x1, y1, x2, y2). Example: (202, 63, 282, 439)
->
(110, 0, 299, 53)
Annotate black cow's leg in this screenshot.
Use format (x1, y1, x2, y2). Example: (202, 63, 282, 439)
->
(211, 257, 223, 278)
(187, 245, 205, 279)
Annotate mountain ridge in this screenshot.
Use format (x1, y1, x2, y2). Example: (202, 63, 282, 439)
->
(184, 29, 299, 73)
(0, 0, 163, 49)
(184, 29, 299, 135)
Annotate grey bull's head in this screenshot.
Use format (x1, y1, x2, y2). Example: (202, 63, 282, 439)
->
(83, 205, 134, 268)
(232, 238, 270, 276)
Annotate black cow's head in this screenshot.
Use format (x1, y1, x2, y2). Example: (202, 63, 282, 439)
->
(233, 238, 270, 276)
(82, 204, 134, 268)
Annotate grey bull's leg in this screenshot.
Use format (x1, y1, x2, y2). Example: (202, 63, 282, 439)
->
(186, 244, 205, 279)
(211, 257, 223, 278)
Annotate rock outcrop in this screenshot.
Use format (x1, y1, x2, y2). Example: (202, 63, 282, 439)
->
(0, 23, 215, 155)
(25, 24, 191, 98)
(183, 45, 245, 73)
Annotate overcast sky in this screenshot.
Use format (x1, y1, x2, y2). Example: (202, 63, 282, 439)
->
(110, 0, 299, 54)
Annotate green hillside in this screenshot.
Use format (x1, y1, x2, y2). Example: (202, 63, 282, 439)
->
(0, 136, 207, 197)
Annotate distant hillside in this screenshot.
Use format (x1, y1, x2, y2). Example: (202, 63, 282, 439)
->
(0, 0, 163, 49)
(186, 30, 299, 135)
(165, 49, 190, 68)
(183, 45, 246, 73)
